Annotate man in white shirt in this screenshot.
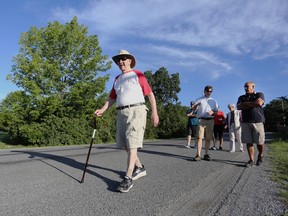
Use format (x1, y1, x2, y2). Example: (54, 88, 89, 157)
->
(193, 86, 219, 161)
(94, 50, 159, 192)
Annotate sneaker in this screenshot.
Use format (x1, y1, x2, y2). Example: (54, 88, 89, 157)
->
(240, 149, 244, 152)
(117, 176, 133, 193)
(132, 165, 147, 180)
(194, 155, 201, 161)
(185, 145, 191, 149)
(210, 146, 217, 150)
(204, 154, 211, 161)
(229, 150, 235, 153)
(256, 155, 264, 166)
(246, 160, 255, 168)
(219, 146, 223, 150)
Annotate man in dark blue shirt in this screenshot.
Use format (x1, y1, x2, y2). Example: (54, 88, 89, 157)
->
(237, 81, 265, 167)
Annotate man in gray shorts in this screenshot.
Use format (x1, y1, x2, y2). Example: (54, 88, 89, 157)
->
(237, 81, 265, 167)
(94, 50, 159, 192)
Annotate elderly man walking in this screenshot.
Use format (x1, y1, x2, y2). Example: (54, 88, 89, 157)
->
(95, 50, 159, 192)
(226, 103, 244, 153)
(237, 81, 265, 167)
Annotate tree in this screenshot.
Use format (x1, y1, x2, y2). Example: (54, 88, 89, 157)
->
(2, 17, 112, 145)
(144, 68, 185, 138)
(264, 96, 288, 132)
(144, 67, 181, 105)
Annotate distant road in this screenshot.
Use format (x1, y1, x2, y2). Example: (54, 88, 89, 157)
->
(0, 135, 286, 215)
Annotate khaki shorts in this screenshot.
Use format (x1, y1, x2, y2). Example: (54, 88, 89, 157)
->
(116, 105, 148, 149)
(197, 119, 214, 140)
(241, 122, 265, 144)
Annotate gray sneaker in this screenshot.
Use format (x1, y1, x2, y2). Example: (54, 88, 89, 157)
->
(246, 160, 255, 168)
(194, 155, 201, 161)
(117, 176, 133, 193)
(132, 165, 147, 180)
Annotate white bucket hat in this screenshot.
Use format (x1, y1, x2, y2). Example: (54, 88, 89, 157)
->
(112, 49, 136, 68)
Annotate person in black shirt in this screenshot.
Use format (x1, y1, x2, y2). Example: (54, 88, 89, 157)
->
(237, 81, 265, 167)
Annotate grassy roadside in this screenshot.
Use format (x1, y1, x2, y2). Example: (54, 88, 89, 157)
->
(0, 131, 27, 149)
(269, 139, 288, 207)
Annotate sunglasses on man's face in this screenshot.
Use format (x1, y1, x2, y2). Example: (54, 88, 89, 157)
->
(117, 56, 129, 62)
(206, 90, 213, 93)
(244, 85, 251, 89)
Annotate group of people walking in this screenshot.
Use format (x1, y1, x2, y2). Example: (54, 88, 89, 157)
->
(185, 83, 265, 167)
(186, 87, 244, 155)
(95, 49, 266, 193)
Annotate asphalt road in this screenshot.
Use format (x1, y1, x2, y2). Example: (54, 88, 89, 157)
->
(0, 134, 286, 216)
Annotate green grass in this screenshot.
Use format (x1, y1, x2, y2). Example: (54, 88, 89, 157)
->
(269, 138, 288, 207)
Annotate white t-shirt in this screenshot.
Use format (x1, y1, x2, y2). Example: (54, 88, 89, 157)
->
(109, 70, 152, 107)
(195, 96, 218, 118)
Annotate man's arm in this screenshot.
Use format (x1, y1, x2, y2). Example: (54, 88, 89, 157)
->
(238, 98, 264, 110)
(147, 92, 159, 127)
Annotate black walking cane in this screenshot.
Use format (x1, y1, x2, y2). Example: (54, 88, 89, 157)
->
(80, 117, 97, 183)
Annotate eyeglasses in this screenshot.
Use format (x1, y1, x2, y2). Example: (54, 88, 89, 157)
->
(244, 85, 249, 88)
(206, 90, 213, 93)
(117, 56, 129, 62)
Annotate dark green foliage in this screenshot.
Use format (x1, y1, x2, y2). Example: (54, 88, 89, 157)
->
(144, 68, 186, 138)
(155, 102, 187, 138)
(264, 96, 288, 132)
(18, 116, 92, 146)
(145, 67, 180, 105)
(94, 106, 117, 143)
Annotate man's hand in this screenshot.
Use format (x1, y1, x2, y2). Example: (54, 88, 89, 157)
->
(94, 109, 104, 117)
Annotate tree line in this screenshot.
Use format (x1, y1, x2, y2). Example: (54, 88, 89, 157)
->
(0, 17, 286, 147)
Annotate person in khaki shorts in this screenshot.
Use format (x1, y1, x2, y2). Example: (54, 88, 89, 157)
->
(237, 81, 265, 167)
(193, 85, 219, 161)
(94, 50, 159, 193)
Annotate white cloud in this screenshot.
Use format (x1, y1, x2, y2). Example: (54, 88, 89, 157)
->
(48, 0, 288, 85)
(134, 44, 232, 80)
(51, 0, 288, 59)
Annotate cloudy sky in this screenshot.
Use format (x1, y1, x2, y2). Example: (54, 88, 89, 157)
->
(1, 0, 287, 113)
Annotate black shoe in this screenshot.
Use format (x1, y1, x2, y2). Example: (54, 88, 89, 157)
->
(256, 155, 264, 166)
(117, 176, 133, 193)
(132, 165, 147, 180)
(219, 146, 223, 150)
(204, 154, 211, 161)
(246, 160, 255, 168)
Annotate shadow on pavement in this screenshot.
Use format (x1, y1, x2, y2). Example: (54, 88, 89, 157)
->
(11, 149, 121, 192)
(139, 148, 191, 161)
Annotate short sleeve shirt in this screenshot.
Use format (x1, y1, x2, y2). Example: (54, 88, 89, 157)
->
(195, 96, 219, 119)
(187, 109, 199, 126)
(214, 110, 225, 125)
(109, 70, 152, 107)
(237, 92, 265, 123)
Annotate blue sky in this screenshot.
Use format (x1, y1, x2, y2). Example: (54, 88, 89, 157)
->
(1, 0, 287, 114)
